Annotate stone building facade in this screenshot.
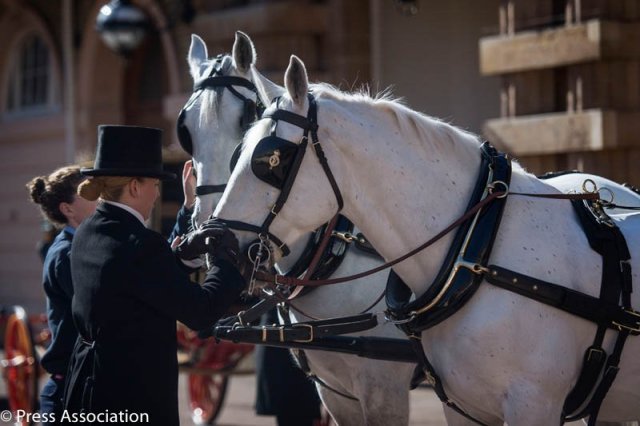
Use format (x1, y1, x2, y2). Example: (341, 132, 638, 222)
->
(0, 0, 508, 312)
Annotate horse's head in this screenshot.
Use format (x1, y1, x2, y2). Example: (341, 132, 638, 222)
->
(178, 31, 283, 227)
(214, 55, 346, 264)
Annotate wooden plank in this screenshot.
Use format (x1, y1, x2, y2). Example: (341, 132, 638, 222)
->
(581, 0, 640, 22)
(480, 20, 640, 75)
(511, 0, 554, 31)
(567, 60, 640, 111)
(502, 69, 556, 115)
(484, 109, 640, 155)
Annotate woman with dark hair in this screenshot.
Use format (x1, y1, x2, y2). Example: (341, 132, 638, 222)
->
(27, 165, 98, 423)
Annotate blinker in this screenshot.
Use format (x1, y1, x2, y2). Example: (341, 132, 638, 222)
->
(229, 143, 243, 173)
(177, 108, 193, 155)
(251, 135, 300, 190)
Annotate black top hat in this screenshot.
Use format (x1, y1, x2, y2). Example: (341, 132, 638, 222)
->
(81, 125, 176, 180)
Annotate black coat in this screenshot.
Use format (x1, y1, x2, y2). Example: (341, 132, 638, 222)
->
(65, 203, 244, 425)
(41, 228, 77, 376)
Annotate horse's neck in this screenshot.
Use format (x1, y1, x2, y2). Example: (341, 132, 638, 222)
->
(330, 101, 481, 293)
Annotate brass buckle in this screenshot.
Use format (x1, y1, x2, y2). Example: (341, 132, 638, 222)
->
(292, 324, 314, 343)
(261, 325, 287, 342)
(612, 309, 640, 334)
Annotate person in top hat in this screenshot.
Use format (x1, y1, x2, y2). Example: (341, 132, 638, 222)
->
(26, 165, 98, 423)
(63, 125, 244, 425)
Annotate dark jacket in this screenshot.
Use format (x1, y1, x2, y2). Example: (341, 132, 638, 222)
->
(65, 202, 244, 425)
(41, 228, 77, 376)
(168, 205, 193, 243)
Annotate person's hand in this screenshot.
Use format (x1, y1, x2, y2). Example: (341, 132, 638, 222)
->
(182, 160, 196, 209)
(174, 220, 239, 266)
(199, 218, 241, 268)
(174, 223, 225, 260)
(170, 235, 182, 250)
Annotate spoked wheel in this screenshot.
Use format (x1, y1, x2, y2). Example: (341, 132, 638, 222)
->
(185, 339, 253, 425)
(187, 373, 228, 425)
(2, 306, 39, 426)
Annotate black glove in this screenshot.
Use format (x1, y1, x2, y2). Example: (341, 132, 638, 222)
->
(205, 219, 241, 268)
(175, 219, 240, 267)
(174, 220, 227, 260)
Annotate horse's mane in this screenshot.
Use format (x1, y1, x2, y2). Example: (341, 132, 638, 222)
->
(309, 82, 482, 156)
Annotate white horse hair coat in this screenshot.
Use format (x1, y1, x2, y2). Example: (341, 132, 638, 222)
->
(184, 32, 414, 426)
(213, 54, 640, 426)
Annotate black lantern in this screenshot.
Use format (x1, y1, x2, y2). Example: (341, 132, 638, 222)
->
(395, 0, 419, 16)
(96, 0, 149, 56)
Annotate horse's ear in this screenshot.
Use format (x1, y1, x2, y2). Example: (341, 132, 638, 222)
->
(188, 34, 208, 81)
(233, 31, 256, 74)
(284, 55, 308, 107)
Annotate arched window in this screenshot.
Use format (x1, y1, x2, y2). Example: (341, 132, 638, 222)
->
(5, 34, 53, 114)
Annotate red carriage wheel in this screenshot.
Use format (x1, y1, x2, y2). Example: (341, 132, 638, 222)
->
(187, 373, 228, 425)
(3, 306, 39, 426)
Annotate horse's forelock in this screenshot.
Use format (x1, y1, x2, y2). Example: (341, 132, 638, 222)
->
(196, 55, 236, 129)
(198, 89, 219, 129)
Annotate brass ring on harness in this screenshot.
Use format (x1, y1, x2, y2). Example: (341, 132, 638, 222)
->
(598, 187, 615, 204)
(582, 179, 597, 194)
(488, 180, 509, 198)
(247, 240, 271, 267)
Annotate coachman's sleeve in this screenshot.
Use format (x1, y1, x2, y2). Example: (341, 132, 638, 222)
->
(128, 231, 245, 330)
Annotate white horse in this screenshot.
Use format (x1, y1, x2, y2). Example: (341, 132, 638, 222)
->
(213, 55, 640, 425)
(183, 32, 414, 426)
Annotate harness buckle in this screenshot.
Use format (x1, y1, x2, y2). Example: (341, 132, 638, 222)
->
(292, 324, 314, 343)
(613, 309, 640, 334)
(385, 312, 417, 325)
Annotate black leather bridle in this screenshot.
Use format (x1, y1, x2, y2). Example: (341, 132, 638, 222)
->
(176, 54, 265, 196)
(219, 93, 344, 258)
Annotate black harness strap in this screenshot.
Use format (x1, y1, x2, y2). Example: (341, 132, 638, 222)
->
(292, 346, 360, 401)
(277, 304, 359, 401)
(215, 313, 378, 344)
(382, 144, 636, 425)
(386, 142, 512, 333)
(222, 93, 344, 259)
(219, 219, 290, 257)
(306, 107, 344, 211)
(483, 266, 638, 333)
(195, 184, 227, 196)
(193, 75, 259, 92)
(480, 198, 637, 424)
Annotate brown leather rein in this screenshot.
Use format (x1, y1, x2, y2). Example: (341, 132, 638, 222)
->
(253, 189, 601, 288)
